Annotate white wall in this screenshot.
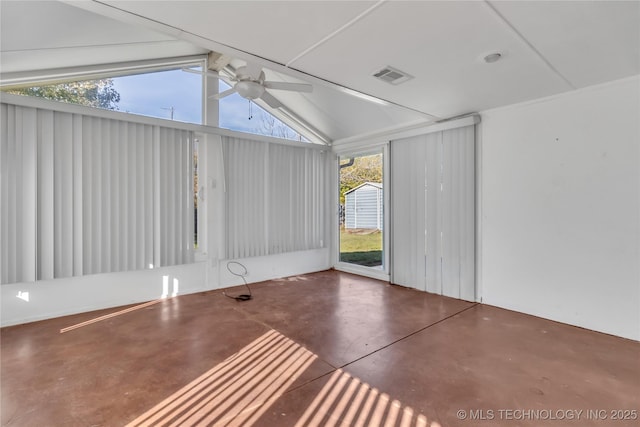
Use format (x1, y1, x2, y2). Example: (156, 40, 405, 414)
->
(219, 249, 331, 288)
(479, 76, 640, 341)
(1, 262, 208, 327)
(0, 248, 332, 327)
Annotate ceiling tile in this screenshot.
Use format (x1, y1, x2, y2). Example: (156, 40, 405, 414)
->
(490, 0, 640, 88)
(104, 0, 378, 65)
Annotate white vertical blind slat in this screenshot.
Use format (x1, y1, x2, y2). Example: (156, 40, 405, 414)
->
(178, 131, 185, 262)
(424, 133, 439, 293)
(101, 119, 111, 273)
(113, 121, 123, 273)
(0, 104, 9, 283)
(126, 125, 135, 271)
(464, 128, 476, 301)
(92, 117, 103, 274)
(53, 112, 74, 278)
(227, 141, 233, 259)
(38, 110, 55, 281)
(181, 130, 190, 263)
(131, 125, 140, 269)
(120, 123, 129, 271)
(441, 131, 458, 298)
(81, 117, 93, 274)
(171, 129, 178, 264)
(160, 128, 169, 265)
(20, 107, 37, 282)
(152, 126, 161, 268)
(72, 114, 83, 277)
(13, 108, 22, 284)
(95, 117, 105, 274)
(110, 119, 119, 273)
(170, 129, 178, 265)
(144, 125, 154, 268)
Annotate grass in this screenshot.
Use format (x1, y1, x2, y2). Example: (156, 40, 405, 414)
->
(339, 229, 382, 267)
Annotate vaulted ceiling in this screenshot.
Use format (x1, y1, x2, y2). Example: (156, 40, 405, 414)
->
(2, 0, 638, 143)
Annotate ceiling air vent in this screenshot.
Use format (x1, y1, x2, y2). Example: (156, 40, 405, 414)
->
(372, 66, 413, 85)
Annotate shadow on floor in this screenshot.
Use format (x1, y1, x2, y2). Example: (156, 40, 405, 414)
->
(339, 250, 382, 267)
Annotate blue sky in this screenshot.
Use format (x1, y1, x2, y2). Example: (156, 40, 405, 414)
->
(112, 69, 202, 123)
(111, 69, 302, 139)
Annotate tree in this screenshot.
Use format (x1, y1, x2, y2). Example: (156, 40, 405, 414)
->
(7, 79, 120, 110)
(254, 108, 304, 141)
(339, 154, 382, 204)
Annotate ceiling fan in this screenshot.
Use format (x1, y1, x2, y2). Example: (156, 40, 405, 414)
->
(183, 63, 312, 109)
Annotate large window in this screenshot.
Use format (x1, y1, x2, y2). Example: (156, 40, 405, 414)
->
(112, 68, 202, 123)
(218, 81, 308, 142)
(4, 66, 203, 124)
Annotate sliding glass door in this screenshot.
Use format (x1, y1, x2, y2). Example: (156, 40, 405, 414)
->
(337, 150, 387, 274)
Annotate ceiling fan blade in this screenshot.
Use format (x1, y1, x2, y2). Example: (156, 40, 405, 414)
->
(244, 62, 263, 80)
(260, 91, 283, 109)
(209, 86, 237, 100)
(263, 81, 313, 93)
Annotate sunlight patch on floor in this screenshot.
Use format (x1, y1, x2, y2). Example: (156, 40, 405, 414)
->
(126, 330, 316, 427)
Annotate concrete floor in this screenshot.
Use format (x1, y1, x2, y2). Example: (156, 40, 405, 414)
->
(1, 270, 638, 426)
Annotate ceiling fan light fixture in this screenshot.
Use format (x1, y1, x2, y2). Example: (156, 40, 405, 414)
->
(235, 80, 265, 99)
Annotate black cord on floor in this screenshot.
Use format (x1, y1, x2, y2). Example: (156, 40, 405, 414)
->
(223, 261, 252, 301)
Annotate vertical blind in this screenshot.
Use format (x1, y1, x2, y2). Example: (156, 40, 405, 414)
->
(222, 136, 327, 259)
(1, 102, 194, 284)
(390, 125, 475, 300)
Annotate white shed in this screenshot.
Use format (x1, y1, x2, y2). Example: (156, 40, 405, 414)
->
(344, 182, 383, 230)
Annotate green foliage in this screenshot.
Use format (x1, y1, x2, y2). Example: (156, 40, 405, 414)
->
(7, 79, 120, 110)
(339, 154, 382, 204)
(339, 229, 382, 252)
